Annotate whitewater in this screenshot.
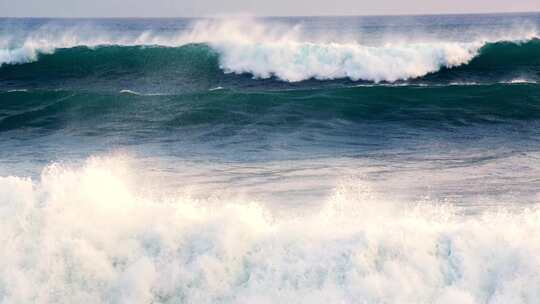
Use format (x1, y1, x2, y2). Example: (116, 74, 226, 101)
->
(1, 155, 540, 303)
(1, 13, 540, 304)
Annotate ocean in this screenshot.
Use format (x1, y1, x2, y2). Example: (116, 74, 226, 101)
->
(1, 13, 540, 303)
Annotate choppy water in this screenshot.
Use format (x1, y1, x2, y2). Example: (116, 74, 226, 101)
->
(1, 14, 540, 303)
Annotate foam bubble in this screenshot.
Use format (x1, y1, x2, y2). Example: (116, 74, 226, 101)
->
(0, 155, 539, 303)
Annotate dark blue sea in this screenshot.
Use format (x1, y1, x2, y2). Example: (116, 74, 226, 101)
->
(1, 13, 540, 303)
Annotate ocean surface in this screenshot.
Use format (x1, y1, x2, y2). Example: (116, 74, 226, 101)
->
(1, 13, 540, 303)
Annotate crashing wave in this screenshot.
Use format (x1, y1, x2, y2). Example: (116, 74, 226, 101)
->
(0, 155, 539, 303)
(0, 18, 538, 82)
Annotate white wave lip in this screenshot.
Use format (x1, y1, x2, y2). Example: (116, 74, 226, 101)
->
(1, 155, 539, 303)
(214, 40, 479, 82)
(179, 18, 537, 82)
(0, 18, 538, 82)
(184, 19, 479, 82)
(0, 47, 41, 66)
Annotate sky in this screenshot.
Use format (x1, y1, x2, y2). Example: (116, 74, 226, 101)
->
(1, 0, 539, 17)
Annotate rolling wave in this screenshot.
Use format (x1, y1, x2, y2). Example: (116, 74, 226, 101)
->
(0, 18, 538, 84)
(0, 39, 538, 85)
(1, 83, 539, 134)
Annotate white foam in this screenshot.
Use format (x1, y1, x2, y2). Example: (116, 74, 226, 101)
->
(0, 47, 40, 66)
(216, 40, 481, 82)
(119, 89, 141, 95)
(0, 155, 539, 303)
(506, 78, 537, 84)
(119, 89, 168, 96)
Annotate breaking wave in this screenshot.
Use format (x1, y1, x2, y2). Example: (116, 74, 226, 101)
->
(0, 155, 539, 303)
(0, 19, 538, 83)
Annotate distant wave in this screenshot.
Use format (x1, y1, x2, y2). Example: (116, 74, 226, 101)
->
(0, 19, 538, 83)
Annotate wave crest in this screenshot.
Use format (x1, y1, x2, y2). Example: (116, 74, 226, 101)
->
(215, 40, 479, 82)
(0, 19, 538, 83)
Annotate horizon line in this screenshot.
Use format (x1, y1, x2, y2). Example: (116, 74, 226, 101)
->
(1, 10, 539, 19)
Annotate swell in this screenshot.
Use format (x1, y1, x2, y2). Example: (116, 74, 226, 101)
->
(423, 38, 540, 83)
(0, 44, 222, 92)
(0, 39, 539, 86)
(1, 84, 540, 134)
